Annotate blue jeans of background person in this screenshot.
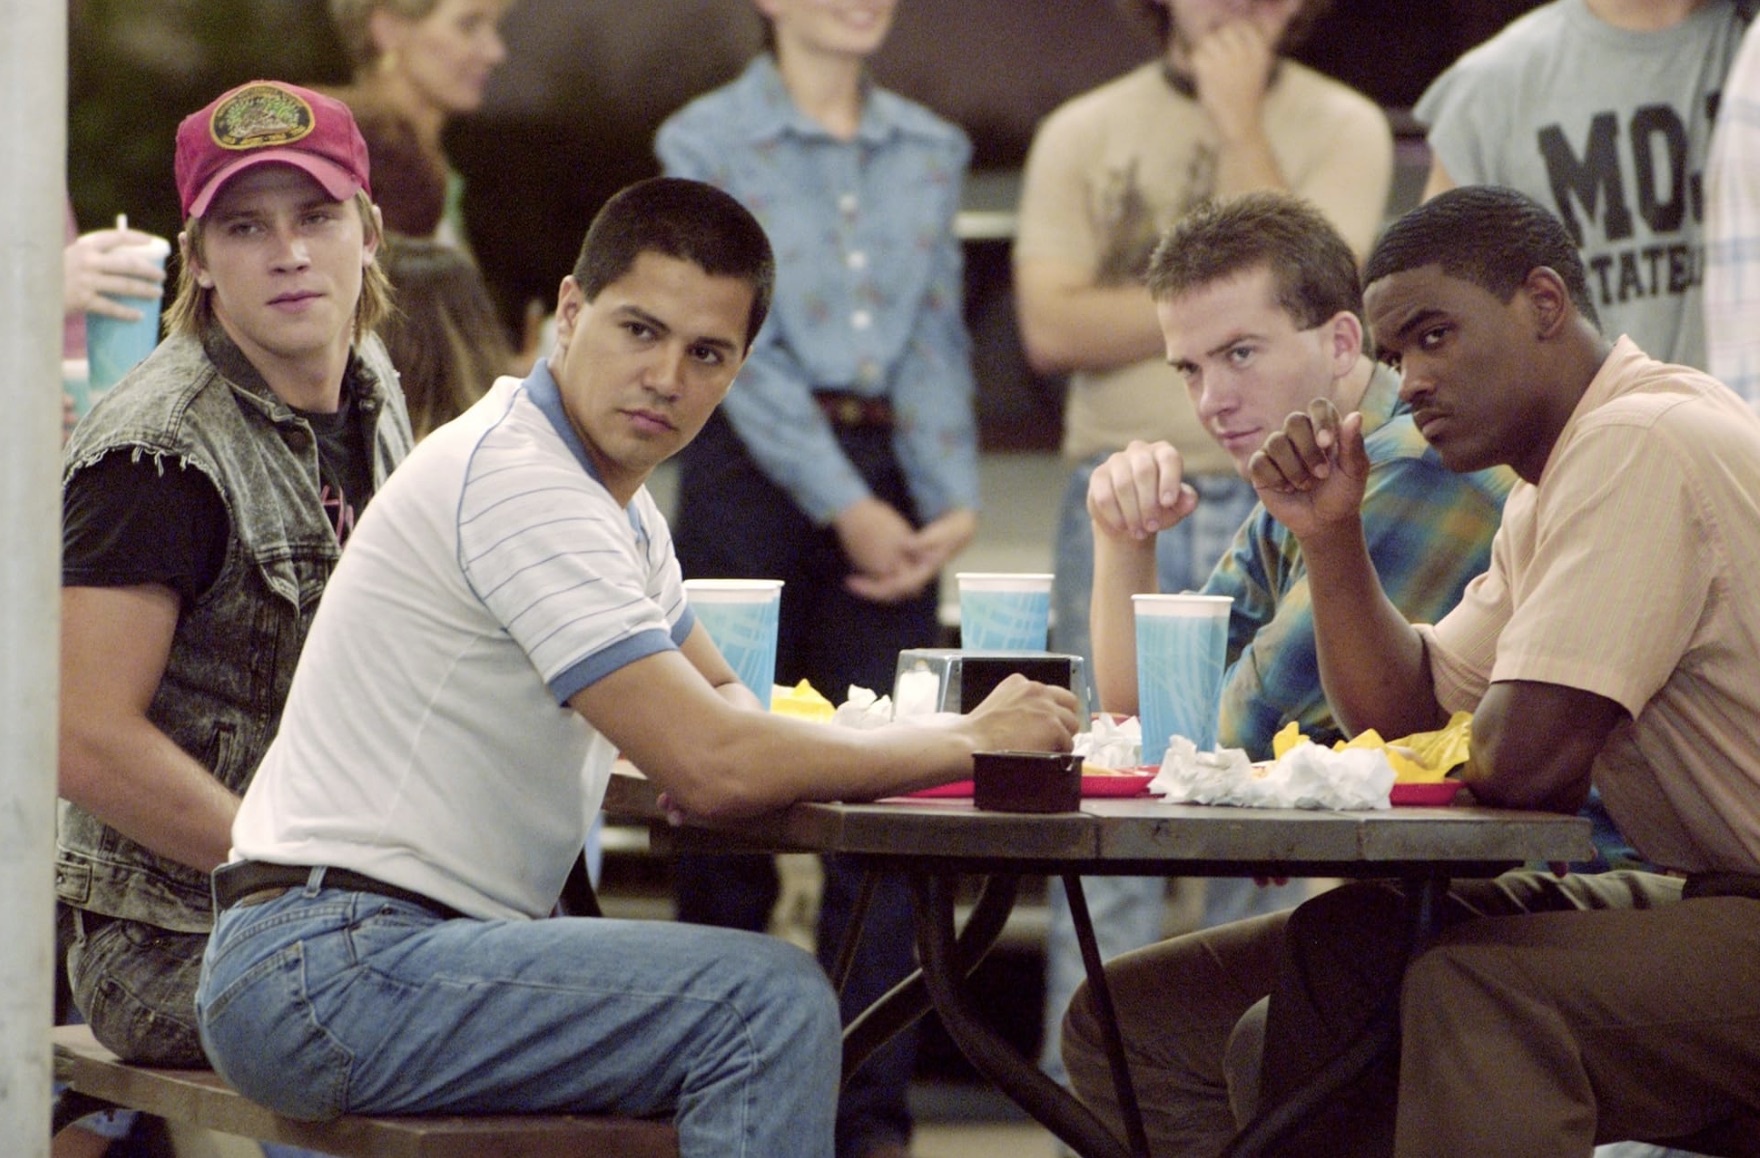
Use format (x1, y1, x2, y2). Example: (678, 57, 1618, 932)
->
(1042, 458, 1306, 1088)
(54, 906, 139, 1143)
(196, 877, 841, 1158)
(671, 413, 938, 1158)
(57, 904, 339, 1158)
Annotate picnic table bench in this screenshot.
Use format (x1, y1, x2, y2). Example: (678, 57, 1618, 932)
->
(51, 1024, 680, 1158)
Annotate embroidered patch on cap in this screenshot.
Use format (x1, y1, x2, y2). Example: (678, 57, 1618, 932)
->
(209, 83, 316, 151)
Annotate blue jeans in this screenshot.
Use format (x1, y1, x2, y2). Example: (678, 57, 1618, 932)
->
(196, 876, 842, 1158)
(1042, 458, 1299, 1087)
(672, 851, 919, 1157)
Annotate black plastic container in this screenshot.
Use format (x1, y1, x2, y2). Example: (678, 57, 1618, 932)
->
(972, 750, 1083, 813)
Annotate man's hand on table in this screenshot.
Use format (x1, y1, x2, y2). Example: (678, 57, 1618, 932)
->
(964, 673, 1083, 755)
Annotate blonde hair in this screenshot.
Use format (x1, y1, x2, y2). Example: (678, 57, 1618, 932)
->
(328, 0, 441, 72)
(164, 190, 393, 340)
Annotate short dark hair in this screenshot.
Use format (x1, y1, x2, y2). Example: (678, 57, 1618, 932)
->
(1128, 0, 1333, 52)
(570, 177, 775, 349)
(1365, 185, 1600, 327)
(1147, 191, 1362, 329)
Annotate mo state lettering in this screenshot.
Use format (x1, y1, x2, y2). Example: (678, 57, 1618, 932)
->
(1538, 104, 1705, 309)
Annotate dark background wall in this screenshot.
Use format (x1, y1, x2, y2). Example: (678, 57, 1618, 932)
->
(70, 0, 1543, 277)
(444, 0, 1544, 339)
(68, 0, 1544, 445)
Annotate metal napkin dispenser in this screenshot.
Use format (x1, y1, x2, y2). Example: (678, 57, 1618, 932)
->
(892, 648, 1088, 717)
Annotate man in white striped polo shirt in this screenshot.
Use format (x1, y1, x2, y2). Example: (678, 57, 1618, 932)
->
(191, 177, 1079, 1158)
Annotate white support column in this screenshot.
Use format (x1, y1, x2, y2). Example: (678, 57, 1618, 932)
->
(0, 2, 70, 1154)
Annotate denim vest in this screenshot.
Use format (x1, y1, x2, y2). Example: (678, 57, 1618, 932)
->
(55, 328, 413, 934)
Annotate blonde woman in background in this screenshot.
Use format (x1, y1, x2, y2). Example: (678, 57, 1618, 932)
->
(326, 0, 511, 243)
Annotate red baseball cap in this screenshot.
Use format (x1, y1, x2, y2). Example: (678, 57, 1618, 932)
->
(176, 80, 372, 219)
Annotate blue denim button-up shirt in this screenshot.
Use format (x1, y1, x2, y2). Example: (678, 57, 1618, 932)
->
(656, 55, 979, 525)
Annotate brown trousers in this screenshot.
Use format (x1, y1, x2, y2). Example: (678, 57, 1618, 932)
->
(1064, 908, 1291, 1157)
(1064, 871, 1760, 1158)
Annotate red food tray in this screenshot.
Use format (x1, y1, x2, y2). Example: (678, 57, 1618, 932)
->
(1389, 781, 1463, 806)
(906, 771, 1156, 800)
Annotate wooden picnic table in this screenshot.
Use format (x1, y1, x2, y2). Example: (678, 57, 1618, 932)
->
(603, 772, 1593, 1158)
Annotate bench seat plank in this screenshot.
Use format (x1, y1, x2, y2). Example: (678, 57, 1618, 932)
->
(52, 1025, 679, 1158)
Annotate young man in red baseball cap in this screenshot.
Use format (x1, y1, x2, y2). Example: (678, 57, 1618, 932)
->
(56, 79, 413, 1078)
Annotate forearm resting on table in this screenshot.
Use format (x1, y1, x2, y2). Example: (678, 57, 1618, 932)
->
(581, 657, 976, 818)
(1462, 681, 1616, 814)
(581, 655, 1078, 820)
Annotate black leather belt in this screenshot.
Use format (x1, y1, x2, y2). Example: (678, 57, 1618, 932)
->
(212, 861, 465, 921)
(1683, 871, 1760, 901)
(814, 390, 894, 430)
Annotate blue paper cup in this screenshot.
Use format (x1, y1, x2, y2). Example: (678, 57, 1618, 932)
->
(85, 235, 170, 399)
(957, 572, 1053, 651)
(1133, 593, 1232, 766)
(684, 579, 784, 707)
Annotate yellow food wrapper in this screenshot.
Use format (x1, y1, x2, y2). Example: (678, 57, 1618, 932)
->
(1273, 712, 1473, 783)
(1271, 720, 1309, 760)
(770, 679, 835, 723)
(1387, 711, 1474, 780)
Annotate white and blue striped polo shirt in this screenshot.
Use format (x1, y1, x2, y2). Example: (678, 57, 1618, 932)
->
(233, 362, 694, 921)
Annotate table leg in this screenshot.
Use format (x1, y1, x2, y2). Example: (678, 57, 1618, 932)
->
(1223, 874, 1451, 1158)
(1062, 874, 1150, 1158)
(829, 866, 881, 994)
(1411, 874, 1443, 943)
(911, 872, 1134, 1158)
(840, 871, 1017, 1087)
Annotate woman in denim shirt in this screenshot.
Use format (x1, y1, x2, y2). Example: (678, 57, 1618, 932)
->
(656, 5, 979, 1156)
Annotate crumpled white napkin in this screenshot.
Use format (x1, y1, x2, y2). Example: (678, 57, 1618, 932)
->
(1074, 713, 1141, 769)
(831, 685, 895, 729)
(1148, 736, 1395, 810)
